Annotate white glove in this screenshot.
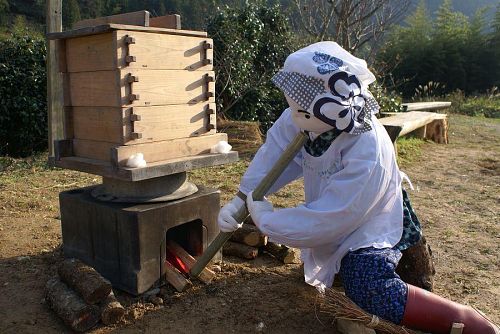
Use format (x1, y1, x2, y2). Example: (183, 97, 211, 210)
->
(218, 196, 245, 232)
(246, 191, 274, 227)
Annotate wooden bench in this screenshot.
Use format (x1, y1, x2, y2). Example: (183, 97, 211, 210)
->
(402, 101, 451, 112)
(379, 111, 448, 144)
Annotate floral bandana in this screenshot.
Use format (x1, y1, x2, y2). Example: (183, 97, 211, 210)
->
(272, 42, 379, 135)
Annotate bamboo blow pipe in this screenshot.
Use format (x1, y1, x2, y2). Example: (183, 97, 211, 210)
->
(190, 131, 308, 277)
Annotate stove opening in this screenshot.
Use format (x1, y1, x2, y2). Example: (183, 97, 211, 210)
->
(166, 219, 203, 257)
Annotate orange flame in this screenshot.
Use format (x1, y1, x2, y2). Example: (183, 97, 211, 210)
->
(166, 248, 189, 274)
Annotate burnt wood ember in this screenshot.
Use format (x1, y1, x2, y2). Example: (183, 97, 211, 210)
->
(45, 277, 100, 332)
(100, 290, 125, 325)
(223, 241, 259, 259)
(166, 240, 216, 284)
(58, 258, 112, 304)
(230, 223, 268, 247)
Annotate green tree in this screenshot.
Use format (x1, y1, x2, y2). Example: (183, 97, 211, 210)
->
(490, 4, 500, 87)
(63, 0, 82, 29)
(377, 0, 437, 96)
(79, 0, 103, 19)
(377, 0, 497, 97)
(207, 1, 293, 127)
(0, 28, 47, 156)
(0, 0, 9, 26)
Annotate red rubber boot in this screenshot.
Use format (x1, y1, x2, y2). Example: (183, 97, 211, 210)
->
(401, 284, 499, 334)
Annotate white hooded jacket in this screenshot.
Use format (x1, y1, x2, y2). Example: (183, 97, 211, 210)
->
(239, 108, 404, 291)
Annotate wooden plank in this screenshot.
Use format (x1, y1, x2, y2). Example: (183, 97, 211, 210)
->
(149, 15, 181, 29)
(113, 133, 228, 166)
(53, 151, 238, 181)
(73, 139, 116, 162)
(46, 0, 64, 157)
(124, 69, 215, 107)
(65, 32, 116, 72)
(66, 71, 121, 106)
(131, 104, 216, 143)
(63, 30, 211, 72)
(403, 101, 451, 112)
(378, 111, 447, 137)
(70, 107, 126, 144)
(116, 30, 213, 71)
(73, 10, 150, 29)
(71, 133, 227, 165)
(67, 70, 215, 107)
(47, 24, 207, 40)
(166, 240, 215, 284)
(70, 104, 215, 144)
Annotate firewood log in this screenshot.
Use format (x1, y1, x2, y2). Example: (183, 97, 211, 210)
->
(164, 261, 192, 292)
(58, 258, 112, 304)
(45, 277, 100, 332)
(262, 242, 301, 264)
(166, 240, 215, 284)
(230, 223, 268, 247)
(100, 290, 125, 325)
(223, 241, 258, 259)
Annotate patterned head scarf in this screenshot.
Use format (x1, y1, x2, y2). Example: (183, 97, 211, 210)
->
(272, 42, 379, 135)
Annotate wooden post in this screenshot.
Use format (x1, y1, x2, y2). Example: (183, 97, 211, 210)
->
(46, 0, 64, 159)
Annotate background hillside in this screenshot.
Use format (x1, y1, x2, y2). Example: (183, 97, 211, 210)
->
(0, 0, 498, 33)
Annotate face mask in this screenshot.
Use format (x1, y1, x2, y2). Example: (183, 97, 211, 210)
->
(286, 95, 333, 133)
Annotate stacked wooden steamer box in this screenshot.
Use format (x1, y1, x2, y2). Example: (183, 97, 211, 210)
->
(50, 13, 237, 181)
(48, 13, 237, 295)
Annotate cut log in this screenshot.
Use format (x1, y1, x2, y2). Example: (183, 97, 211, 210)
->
(100, 290, 125, 325)
(45, 277, 100, 332)
(230, 223, 268, 247)
(223, 241, 258, 260)
(58, 258, 112, 304)
(166, 240, 216, 284)
(164, 261, 192, 292)
(425, 118, 448, 144)
(396, 235, 435, 291)
(263, 242, 301, 264)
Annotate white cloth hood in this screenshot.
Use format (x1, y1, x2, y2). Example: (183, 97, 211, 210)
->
(272, 42, 379, 135)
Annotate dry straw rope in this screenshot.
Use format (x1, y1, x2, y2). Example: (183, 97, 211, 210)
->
(319, 288, 417, 334)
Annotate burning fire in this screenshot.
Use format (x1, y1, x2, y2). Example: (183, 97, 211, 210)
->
(166, 248, 189, 274)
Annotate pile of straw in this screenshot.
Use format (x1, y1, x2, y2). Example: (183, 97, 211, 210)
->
(319, 288, 417, 334)
(217, 119, 263, 156)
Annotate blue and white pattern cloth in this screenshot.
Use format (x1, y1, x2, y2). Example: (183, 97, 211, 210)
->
(340, 247, 408, 324)
(271, 71, 326, 111)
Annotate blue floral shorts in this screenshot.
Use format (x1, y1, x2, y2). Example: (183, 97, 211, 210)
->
(339, 247, 407, 324)
(338, 189, 422, 324)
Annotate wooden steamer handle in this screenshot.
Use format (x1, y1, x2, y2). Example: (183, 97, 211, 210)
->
(190, 131, 308, 278)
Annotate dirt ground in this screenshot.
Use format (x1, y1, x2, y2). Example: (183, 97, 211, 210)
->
(0, 114, 498, 333)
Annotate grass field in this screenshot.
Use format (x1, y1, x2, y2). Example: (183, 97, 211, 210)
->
(0, 114, 498, 333)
